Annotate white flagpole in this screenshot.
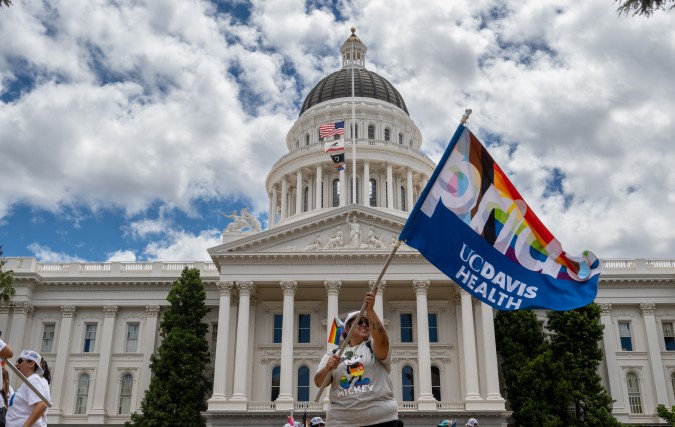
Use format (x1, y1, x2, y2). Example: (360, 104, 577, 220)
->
(351, 38, 357, 204)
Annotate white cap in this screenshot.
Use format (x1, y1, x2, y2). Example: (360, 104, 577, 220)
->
(466, 418, 479, 427)
(344, 310, 368, 327)
(18, 349, 44, 376)
(310, 416, 325, 426)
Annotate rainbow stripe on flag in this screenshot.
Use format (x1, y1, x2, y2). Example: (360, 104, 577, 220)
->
(327, 316, 344, 345)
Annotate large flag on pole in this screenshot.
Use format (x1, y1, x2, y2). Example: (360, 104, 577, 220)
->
(399, 121, 601, 311)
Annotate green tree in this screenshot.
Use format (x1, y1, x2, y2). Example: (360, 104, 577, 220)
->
(0, 246, 16, 303)
(547, 304, 621, 426)
(616, 0, 675, 16)
(496, 305, 622, 426)
(657, 404, 675, 426)
(126, 267, 211, 427)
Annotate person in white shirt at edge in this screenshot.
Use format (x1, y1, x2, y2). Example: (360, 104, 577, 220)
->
(315, 291, 398, 427)
(5, 350, 51, 427)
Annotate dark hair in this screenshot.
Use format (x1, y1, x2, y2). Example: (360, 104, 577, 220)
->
(40, 357, 52, 385)
(1, 364, 9, 407)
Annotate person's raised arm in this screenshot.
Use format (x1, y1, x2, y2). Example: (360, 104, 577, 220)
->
(364, 291, 389, 360)
(314, 354, 339, 387)
(0, 337, 13, 359)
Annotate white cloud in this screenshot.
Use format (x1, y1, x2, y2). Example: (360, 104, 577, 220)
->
(106, 249, 137, 262)
(27, 243, 85, 263)
(142, 228, 222, 261)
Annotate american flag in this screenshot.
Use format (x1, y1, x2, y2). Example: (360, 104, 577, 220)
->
(319, 121, 345, 139)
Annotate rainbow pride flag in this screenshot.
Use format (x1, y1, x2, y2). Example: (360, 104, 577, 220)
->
(327, 316, 344, 345)
(399, 123, 601, 311)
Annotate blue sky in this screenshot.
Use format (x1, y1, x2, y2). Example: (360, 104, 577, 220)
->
(1, 0, 674, 262)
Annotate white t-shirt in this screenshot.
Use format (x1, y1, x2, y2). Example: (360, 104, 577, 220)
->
(5, 373, 51, 427)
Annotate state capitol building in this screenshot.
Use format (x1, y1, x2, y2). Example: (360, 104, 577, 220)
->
(2, 31, 675, 426)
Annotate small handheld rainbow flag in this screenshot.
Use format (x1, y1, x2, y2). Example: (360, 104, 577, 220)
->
(327, 316, 344, 345)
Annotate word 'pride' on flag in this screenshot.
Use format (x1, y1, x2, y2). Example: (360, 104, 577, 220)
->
(399, 123, 601, 311)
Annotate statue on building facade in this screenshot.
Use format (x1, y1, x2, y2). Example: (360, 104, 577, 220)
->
(346, 214, 362, 248)
(221, 208, 262, 233)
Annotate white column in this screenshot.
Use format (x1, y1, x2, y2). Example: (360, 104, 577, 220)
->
(599, 303, 625, 410)
(138, 305, 160, 406)
(339, 169, 346, 207)
(276, 280, 298, 408)
(641, 303, 669, 404)
(363, 161, 370, 206)
(280, 178, 288, 220)
(414, 280, 436, 408)
(209, 282, 234, 405)
(296, 170, 303, 215)
(89, 305, 118, 423)
(325, 280, 342, 350)
(480, 303, 504, 402)
(406, 168, 413, 212)
(315, 165, 323, 209)
(308, 176, 314, 212)
(7, 302, 31, 353)
(230, 281, 255, 402)
(270, 185, 278, 227)
(386, 164, 394, 209)
(369, 280, 386, 321)
(460, 290, 481, 401)
(47, 305, 76, 423)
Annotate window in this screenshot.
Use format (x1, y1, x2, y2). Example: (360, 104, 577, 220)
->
(297, 366, 310, 401)
(305, 134, 310, 145)
(400, 186, 407, 211)
(351, 177, 360, 204)
(273, 314, 283, 343)
(298, 314, 310, 343)
(332, 179, 340, 207)
(399, 133, 404, 144)
(671, 372, 675, 399)
(663, 322, 675, 350)
(83, 323, 97, 353)
(271, 366, 281, 401)
(75, 373, 90, 414)
(303, 186, 309, 212)
(211, 323, 218, 352)
(431, 366, 441, 401)
(41, 323, 55, 353)
(384, 128, 390, 141)
(626, 372, 643, 414)
(401, 313, 413, 343)
(118, 373, 133, 414)
(428, 313, 438, 343)
(402, 365, 415, 401)
(619, 321, 633, 351)
(125, 323, 139, 353)
(368, 125, 375, 140)
(354, 124, 359, 139)
(369, 179, 377, 207)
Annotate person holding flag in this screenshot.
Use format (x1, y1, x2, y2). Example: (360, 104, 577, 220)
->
(314, 291, 398, 427)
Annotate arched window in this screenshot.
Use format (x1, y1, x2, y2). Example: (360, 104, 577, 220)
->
(118, 373, 133, 414)
(369, 178, 377, 207)
(402, 365, 415, 401)
(368, 125, 375, 140)
(351, 177, 360, 204)
(271, 366, 281, 401)
(384, 128, 391, 141)
(399, 133, 404, 144)
(332, 179, 340, 207)
(297, 366, 310, 401)
(671, 372, 675, 399)
(306, 134, 310, 145)
(400, 186, 407, 211)
(320, 179, 324, 209)
(354, 124, 359, 139)
(303, 186, 309, 212)
(431, 366, 441, 401)
(75, 373, 90, 414)
(297, 139, 300, 148)
(626, 372, 643, 414)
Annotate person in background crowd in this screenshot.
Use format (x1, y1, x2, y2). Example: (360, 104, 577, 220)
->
(465, 418, 479, 427)
(0, 334, 14, 398)
(5, 350, 51, 427)
(310, 416, 326, 427)
(1, 359, 14, 422)
(315, 290, 398, 427)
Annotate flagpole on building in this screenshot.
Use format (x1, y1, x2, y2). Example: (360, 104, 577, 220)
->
(314, 239, 401, 401)
(351, 29, 357, 204)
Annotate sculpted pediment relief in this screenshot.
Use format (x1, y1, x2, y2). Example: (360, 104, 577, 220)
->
(208, 206, 414, 256)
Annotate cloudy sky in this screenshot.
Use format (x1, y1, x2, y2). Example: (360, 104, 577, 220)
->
(0, 0, 673, 263)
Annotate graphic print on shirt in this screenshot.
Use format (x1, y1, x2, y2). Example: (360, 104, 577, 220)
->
(338, 352, 371, 390)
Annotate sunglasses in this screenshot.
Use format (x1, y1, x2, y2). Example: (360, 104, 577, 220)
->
(349, 318, 369, 327)
(16, 358, 24, 364)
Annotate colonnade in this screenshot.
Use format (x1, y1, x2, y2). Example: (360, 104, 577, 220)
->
(268, 164, 427, 226)
(207, 280, 502, 411)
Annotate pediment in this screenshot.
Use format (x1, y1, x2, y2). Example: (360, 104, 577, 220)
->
(208, 205, 415, 259)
